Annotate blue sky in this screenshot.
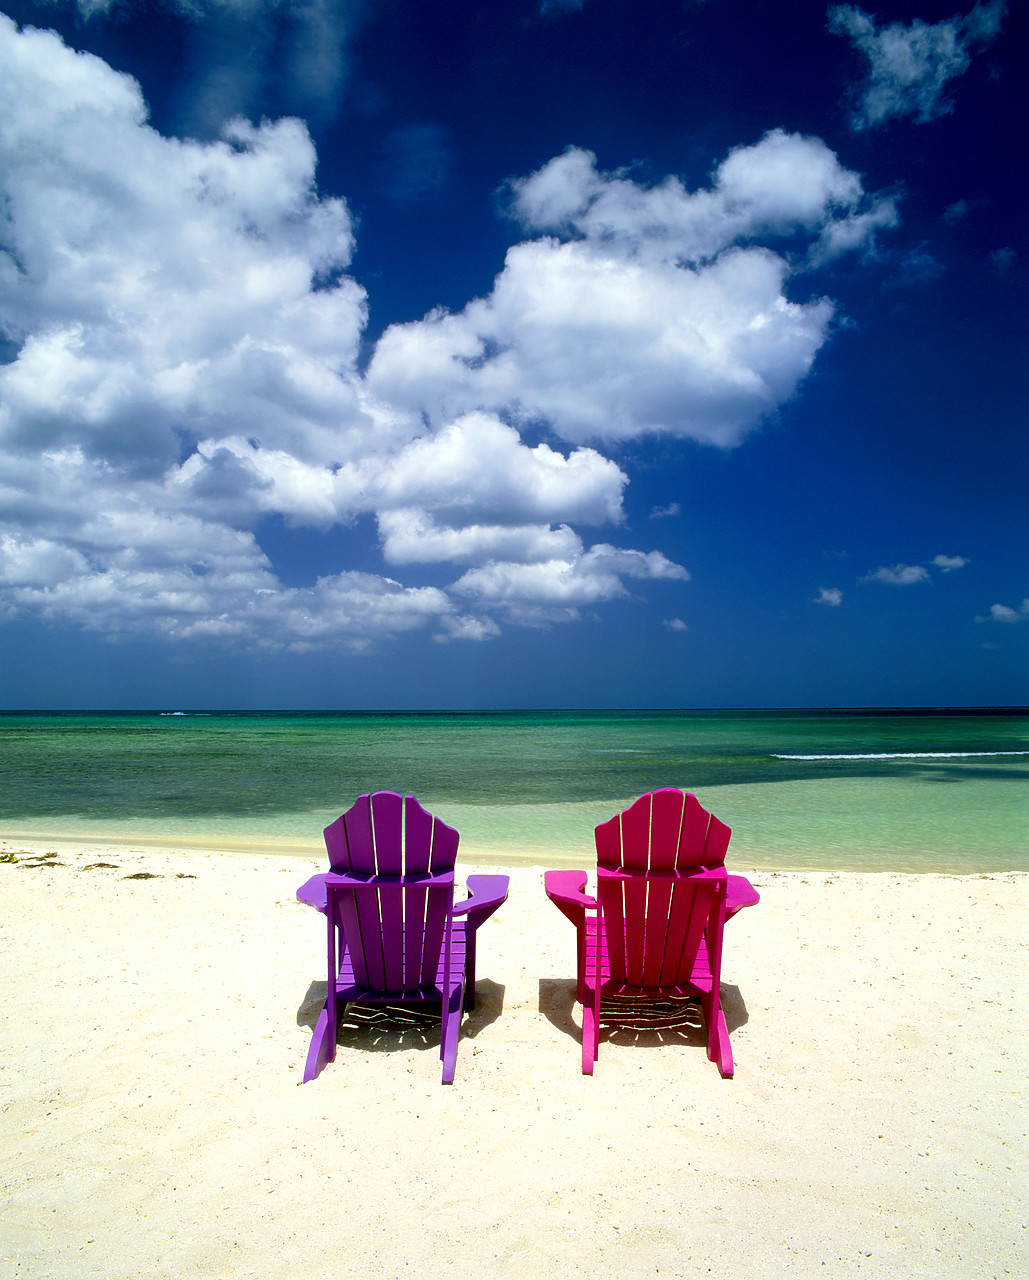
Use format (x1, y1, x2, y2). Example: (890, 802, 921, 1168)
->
(0, 0, 1024, 709)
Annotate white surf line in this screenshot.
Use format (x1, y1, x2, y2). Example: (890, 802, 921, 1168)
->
(774, 751, 1029, 760)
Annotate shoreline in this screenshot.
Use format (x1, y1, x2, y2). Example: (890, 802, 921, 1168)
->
(5, 833, 1027, 878)
(2, 845, 1026, 1278)
(2, 825, 1025, 875)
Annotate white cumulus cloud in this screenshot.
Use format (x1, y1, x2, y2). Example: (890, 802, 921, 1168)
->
(0, 19, 369, 476)
(862, 555, 971, 587)
(507, 131, 877, 260)
(0, 22, 907, 654)
(361, 413, 625, 526)
(367, 131, 896, 447)
(453, 544, 689, 626)
(434, 613, 503, 643)
(376, 511, 584, 567)
(0, 524, 450, 650)
(863, 564, 931, 586)
(988, 600, 1029, 623)
(0, 21, 692, 649)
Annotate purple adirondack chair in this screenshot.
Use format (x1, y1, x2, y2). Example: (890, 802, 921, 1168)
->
(544, 788, 759, 1076)
(296, 791, 509, 1084)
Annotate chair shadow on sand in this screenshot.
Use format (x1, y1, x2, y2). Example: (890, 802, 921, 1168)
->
(538, 977, 749, 1056)
(297, 979, 506, 1060)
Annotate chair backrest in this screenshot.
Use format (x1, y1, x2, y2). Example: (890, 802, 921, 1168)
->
(594, 790, 729, 991)
(323, 792, 460, 993)
(594, 787, 730, 872)
(324, 790, 460, 875)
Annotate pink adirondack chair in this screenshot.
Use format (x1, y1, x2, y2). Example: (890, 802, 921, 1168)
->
(544, 788, 759, 1076)
(296, 791, 508, 1084)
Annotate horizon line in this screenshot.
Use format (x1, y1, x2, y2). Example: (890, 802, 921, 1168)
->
(1, 705, 1026, 716)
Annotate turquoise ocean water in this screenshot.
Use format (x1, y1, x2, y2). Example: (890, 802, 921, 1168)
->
(0, 709, 1026, 872)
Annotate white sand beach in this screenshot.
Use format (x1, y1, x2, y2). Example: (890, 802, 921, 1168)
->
(2, 842, 1026, 1279)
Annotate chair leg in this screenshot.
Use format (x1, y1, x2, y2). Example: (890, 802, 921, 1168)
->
(581, 979, 601, 1075)
(302, 1002, 336, 1083)
(581, 1005, 596, 1074)
(440, 978, 465, 1085)
(703, 993, 734, 1077)
(581, 913, 603, 1074)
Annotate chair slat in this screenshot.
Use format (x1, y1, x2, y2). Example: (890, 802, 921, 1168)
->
(370, 791, 404, 875)
(619, 793, 653, 870)
(428, 813, 460, 872)
(678, 793, 710, 868)
(703, 814, 731, 868)
(641, 876, 673, 986)
(338, 890, 385, 989)
(599, 871, 628, 983)
(404, 794, 435, 874)
(650, 788, 685, 870)
(342, 793, 376, 873)
(660, 881, 712, 986)
(420, 881, 452, 984)
(404, 884, 429, 984)
(323, 813, 350, 871)
(621, 875, 648, 982)
(594, 812, 622, 868)
(377, 884, 407, 988)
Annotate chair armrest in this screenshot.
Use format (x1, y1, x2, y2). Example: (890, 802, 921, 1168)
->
(544, 869, 597, 927)
(453, 873, 509, 929)
(324, 869, 454, 890)
(726, 874, 760, 920)
(296, 873, 328, 914)
(297, 867, 456, 911)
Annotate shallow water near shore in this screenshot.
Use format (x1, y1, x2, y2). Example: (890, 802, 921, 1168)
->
(1, 708, 1026, 872)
